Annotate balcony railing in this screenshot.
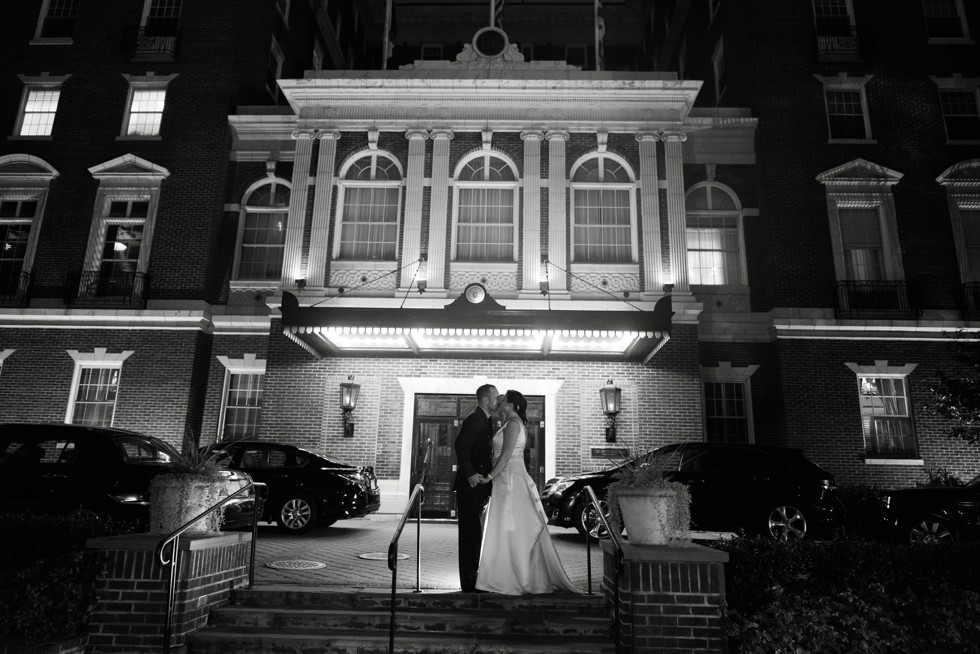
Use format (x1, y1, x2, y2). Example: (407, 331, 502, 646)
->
(122, 26, 179, 58)
(0, 269, 32, 307)
(834, 280, 918, 318)
(814, 26, 870, 62)
(65, 271, 149, 308)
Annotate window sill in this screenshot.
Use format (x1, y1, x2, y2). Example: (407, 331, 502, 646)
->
(116, 135, 162, 141)
(928, 37, 974, 45)
(828, 138, 877, 145)
(7, 135, 53, 141)
(569, 263, 639, 274)
(864, 458, 924, 466)
(30, 38, 73, 46)
(331, 260, 398, 271)
(450, 261, 517, 272)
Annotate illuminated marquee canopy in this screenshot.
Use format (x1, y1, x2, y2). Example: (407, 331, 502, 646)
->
(279, 287, 673, 363)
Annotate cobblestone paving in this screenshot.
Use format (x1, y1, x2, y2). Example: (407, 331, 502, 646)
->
(251, 515, 606, 593)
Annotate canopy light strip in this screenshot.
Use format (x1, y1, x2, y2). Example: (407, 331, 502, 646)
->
(288, 325, 660, 339)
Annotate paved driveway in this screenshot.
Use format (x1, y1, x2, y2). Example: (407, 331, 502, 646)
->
(249, 515, 606, 593)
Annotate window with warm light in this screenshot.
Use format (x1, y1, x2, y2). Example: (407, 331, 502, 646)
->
(217, 354, 265, 440)
(335, 153, 402, 261)
(570, 154, 636, 264)
(685, 182, 745, 286)
(17, 86, 62, 137)
(235, 178, 290, 281)
(66, 348, 133, 427)
(452, 153, 518, 262)
(847, 362, 919, 459)
(124, 87, 166, 137)
(701, 363, 757, 444)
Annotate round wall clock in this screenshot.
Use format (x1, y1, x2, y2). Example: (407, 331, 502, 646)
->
(464, 283, 487, 304)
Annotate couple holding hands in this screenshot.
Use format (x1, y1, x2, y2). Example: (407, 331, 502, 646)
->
(453, 384, 580, 595)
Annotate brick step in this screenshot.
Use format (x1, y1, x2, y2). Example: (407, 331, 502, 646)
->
(208, 605, 611, 637)
(229, 588, 604, 613)
(187, 628, 616, 654)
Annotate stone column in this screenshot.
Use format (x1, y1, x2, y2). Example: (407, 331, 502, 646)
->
(546, 130, 569, 293)
(521, 130, 544, 294)
(280, 129, 316, 286)
(399, 129, 428, 291)
(307, 130, 340, 288)
(636, 132, 663, 296)
(663, 131, 689, 293)
(425, 130, 453, 293)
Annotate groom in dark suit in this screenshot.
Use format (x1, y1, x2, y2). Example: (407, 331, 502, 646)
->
(453, 383, 498, 592)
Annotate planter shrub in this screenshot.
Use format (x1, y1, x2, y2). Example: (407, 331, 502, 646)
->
(713, 536, 980, 654)
(0, 512, 138, 646)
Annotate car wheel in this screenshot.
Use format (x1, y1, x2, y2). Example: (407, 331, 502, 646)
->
(766, 503, 808, 540)
(275, 493, 317, 534)
(573, 498, 617, 540)
(908, 519, 956, 545)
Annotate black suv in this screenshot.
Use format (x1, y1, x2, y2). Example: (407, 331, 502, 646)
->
(540, 442, 845, 540)
(209, 440, 381, 534)
(0, 423, 254, 529)
(878, 474, 980, 545)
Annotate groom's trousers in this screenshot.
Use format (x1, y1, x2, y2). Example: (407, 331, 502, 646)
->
(457, 491, 489, 592)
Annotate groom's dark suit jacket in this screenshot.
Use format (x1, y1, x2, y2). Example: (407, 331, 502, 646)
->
(453, 408, 493, 496)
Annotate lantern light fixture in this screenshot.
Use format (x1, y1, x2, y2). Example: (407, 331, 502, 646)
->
(340, 375, 360, 438)
(599, 380, 622, 443)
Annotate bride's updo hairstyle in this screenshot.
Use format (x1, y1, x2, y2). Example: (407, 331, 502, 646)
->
(504, 389, 528, 424)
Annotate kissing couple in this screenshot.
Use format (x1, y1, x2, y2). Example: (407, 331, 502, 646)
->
(454, 384, 581, 595)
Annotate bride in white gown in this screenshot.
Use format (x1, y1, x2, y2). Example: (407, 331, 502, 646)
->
(475, 389, 581, 595)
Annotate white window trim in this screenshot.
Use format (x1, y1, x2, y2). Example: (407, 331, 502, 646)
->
(32, 0, 76, 44)
(118, 73, 176, 140)
(216, 354, 266, 440)
(83, 154, 169, 291)
(929, 76, 980, 144)
(13, 74, 71, 139)
(0, 349, 14, 376)
(0, 154, 59, 279)
(812, 0, 856, 28)
(817, 158, 905, 283)
(267, 37, 285, 101)
(568, 152, 639, 265)
(701, 362, 759, 443)
(814, 73, 876, 143)
(65, 348, 134, 425)
(450, 151, 521, 264)
(923, 0, 973, 45)
(233, 176, 292, 284)
(332, 151, 404, 262)
(845, 360, 921, 463)
(711, 37, 726, 104)
(937, 159, 980, 283)
(685, 181, 748, 286)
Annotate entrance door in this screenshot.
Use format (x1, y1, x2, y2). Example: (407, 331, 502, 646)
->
(412, 393, 546, 519)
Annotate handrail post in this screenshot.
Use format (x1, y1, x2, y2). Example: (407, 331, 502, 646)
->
(414, 486, 423, 593)
(582, 485, 627, 653)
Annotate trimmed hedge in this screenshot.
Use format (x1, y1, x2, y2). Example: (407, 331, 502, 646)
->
(715, 536, 980, 654)
(0, 512, 139, 645)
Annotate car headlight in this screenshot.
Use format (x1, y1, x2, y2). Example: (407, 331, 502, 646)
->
(546, 480, 576, 495)
(880, 495, 892, 509)
(110, 493, 147, 504)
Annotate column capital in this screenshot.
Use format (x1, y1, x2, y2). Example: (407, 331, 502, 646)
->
(316, 129, 341, 140)
(635, 132, 662, 142)
(521, 130, 545, 142)
(406, 129, 430, 141)
(291, 129, 318, 140)
(546, 130, 570, 142)
(430, 129, 455, 140)
(660, 131, 689, 143)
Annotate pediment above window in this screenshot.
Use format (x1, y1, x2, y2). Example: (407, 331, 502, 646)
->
(88, 153, 170, 182)
(936, 159, 980, 186)
(816, 158, 903, 187)
(0, 154, 59, 182)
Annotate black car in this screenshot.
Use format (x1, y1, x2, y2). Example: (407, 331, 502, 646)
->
(540, 442, 845, 540)
(0, 423, 255, 529)
(878, 474, 980, 545)
(208, 440, 381, 534)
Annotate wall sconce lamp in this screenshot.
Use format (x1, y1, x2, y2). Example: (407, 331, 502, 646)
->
(340, 376, 360, 438)
(599, 380, 622, 443)
(539, 280, 549, 296)
(295, 278, 307, 290)
(417, 279, 427, 294)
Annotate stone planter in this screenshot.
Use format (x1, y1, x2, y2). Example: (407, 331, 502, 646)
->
(149, 475, 230, 535)
(615, 484, 691, 547)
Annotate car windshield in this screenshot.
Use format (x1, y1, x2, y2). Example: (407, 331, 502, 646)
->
(113, 435, 180, 464)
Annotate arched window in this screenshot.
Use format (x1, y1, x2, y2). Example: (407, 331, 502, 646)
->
(335, 152, 402, 260)
(685, 182, 745, 285)
(452, 152, 518, 262)
(235, 178, 290, 281)
(0, 155, 58, 305)
(570, 154, 636, 263)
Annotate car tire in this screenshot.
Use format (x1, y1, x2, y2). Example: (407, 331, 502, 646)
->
(573, 498, 619, 540)
(275, 492, 317, 534)
(765, 502, 808, 540)
(907, 518, 956, 545)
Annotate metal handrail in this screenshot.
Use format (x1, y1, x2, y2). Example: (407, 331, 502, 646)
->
(387, 483, 425, 654)
(582, 485, 628, 654)
(154, 481, 268, 654)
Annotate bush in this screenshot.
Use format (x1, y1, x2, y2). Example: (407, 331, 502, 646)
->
(714, 536, 980, 653)
(836, 483, 885, 539)
(0, 512, 139, 645)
